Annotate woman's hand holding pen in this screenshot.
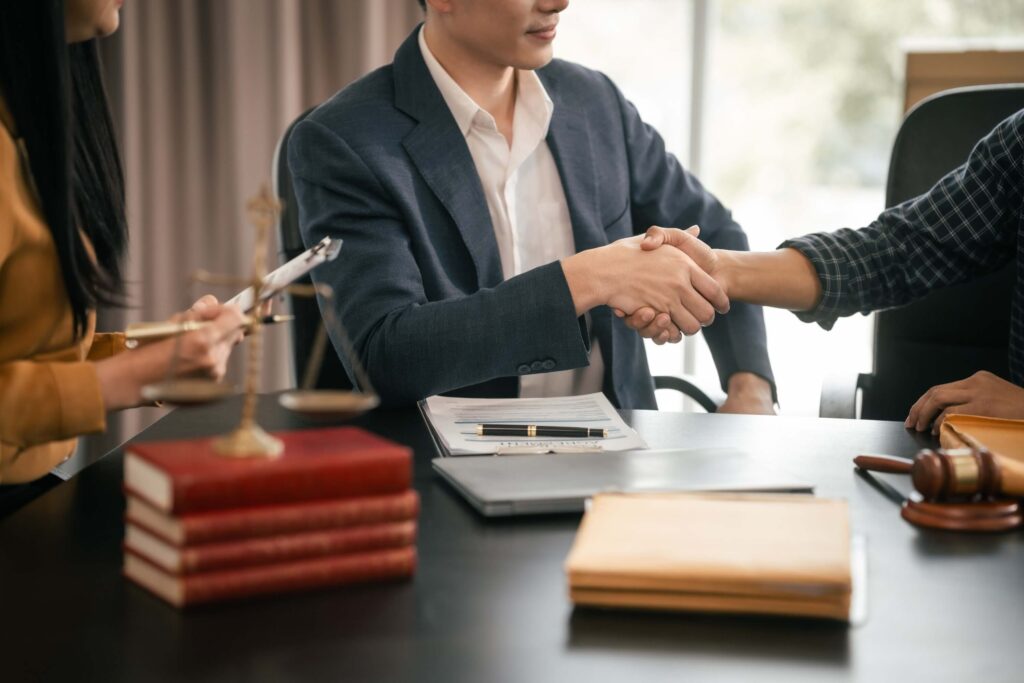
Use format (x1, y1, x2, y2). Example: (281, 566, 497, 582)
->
(127, 295, 286, 345)
(172, 295, 247, 374)
(95, 296, 246, 411)
(168, 294, 274, 329)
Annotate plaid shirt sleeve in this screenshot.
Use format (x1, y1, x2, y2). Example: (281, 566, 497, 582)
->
(780, 109, 1023, 330)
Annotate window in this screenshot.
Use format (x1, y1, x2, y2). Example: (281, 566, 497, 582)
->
(557, 0, 1024, 414)
(557, 0, 696, 410)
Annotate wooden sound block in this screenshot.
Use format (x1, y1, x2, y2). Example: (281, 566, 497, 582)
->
(901, 499, 1023, 532)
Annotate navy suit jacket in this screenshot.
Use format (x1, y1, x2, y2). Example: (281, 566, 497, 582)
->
(289, 28, 774, 409)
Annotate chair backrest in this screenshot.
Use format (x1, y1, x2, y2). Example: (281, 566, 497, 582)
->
(273, 108, 354, 391)
(861, 84, 1024, 420)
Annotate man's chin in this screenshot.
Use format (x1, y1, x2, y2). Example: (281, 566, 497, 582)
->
(514, 48, 555, 71)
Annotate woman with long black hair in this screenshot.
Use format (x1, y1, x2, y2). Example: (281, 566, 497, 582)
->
(0, 0, 245, 487)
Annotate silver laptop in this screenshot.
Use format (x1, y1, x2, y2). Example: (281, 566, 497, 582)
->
(432, 448, 813, 517)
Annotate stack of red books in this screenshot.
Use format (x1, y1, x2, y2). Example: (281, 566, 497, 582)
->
(122, 427, 418, 607)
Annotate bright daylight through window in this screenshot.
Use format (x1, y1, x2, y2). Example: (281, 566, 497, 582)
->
(557, 0, 1024, 414)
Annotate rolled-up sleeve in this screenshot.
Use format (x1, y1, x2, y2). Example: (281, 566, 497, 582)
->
(781, 109, 1022, 331)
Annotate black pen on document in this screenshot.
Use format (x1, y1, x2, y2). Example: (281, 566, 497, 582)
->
(475, 424, 608, 438)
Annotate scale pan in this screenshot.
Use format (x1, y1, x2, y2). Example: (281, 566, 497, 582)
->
(141, 379, 237, 406)
(278, 390, 379, 419)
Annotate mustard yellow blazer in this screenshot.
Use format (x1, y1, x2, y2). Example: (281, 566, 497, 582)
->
(0, 107, 124, 484)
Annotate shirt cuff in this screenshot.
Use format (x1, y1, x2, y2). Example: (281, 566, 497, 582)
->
(87, 332, 127, 361)
(778, 235, 845, 331)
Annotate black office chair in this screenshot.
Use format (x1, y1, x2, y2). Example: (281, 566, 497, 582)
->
(274, 110, 722, 411)
(820, 84, 1024, 420)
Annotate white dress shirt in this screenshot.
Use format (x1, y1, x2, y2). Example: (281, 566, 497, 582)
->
(419, 28, 605, 398)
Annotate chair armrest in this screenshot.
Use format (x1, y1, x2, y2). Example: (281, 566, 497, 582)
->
(820, 372, 872, 419)
(654, 374, 725, 413)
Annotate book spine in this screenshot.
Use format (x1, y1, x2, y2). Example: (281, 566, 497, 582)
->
(171, 452, 412, 514)
(174, 521, 416, 573)
(127, 546, 417, 607)
(185, 491, 419, 545)
(128, 491, 420, 545)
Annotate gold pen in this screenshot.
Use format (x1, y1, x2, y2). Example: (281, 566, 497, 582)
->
(124, 314, 294, 348)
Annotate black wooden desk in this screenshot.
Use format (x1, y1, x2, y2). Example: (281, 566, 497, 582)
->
(2, 396, 1022, 682)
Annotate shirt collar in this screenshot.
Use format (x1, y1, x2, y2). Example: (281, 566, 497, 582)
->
(418, 26, 553, 139)
(515, 64, 554, 140)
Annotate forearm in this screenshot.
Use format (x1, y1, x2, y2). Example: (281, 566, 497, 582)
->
(350, 262, 591, 406)
(719, 248, 822, 311)
(95, 306, 244, 411)
(774, 113, 1020, 326)
(562, 249, 611, 315)
(94, 341, 174, 411)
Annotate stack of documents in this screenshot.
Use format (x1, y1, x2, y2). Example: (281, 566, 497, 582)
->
(419, 393, 648, 456)
(565, 493, 856, 621)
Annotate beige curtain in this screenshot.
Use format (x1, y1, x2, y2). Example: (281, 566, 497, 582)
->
(84, 0, 421, 457)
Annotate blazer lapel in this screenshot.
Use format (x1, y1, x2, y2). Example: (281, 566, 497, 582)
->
(544, 80, 617, 396)
(393, 29, 503, 289)
(544, 98, 605, 254)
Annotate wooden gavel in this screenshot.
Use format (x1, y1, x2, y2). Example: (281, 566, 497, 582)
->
(854, 448, 1023, 532)
(854, 448, 1008, 501)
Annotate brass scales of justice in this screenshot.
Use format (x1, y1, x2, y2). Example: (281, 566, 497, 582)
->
(132, 185, 379, 458)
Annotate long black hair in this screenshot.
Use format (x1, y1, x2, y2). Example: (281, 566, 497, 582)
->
(0, 0, 127, 338)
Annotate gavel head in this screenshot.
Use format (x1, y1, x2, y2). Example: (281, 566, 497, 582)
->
(911, 448, 1002, 501)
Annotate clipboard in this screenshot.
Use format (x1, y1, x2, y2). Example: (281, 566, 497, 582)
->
(226, 236, 342, 312)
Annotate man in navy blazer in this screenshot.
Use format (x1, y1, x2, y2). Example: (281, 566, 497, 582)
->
(289, 0, 775, 411)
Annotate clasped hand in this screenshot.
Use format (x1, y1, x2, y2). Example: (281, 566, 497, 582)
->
(572, 230, 773, 414)
(610, 225, 725, 345)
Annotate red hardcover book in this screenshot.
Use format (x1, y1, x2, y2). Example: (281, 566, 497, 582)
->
(124, 520, 417, 574)
(124, 545, 416, 607)
(123, 427, 412, 514)
(125, 490, 420, 545)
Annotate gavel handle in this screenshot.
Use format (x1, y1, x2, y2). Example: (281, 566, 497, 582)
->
(854, 454, 914, 474)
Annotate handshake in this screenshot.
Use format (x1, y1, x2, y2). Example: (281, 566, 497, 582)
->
(562, 225, 728, 345)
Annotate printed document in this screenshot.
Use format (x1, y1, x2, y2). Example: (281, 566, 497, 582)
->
(419, 392, 649, 456)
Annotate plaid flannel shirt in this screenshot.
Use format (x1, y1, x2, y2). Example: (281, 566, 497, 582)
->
(782, 109, 1023, 386)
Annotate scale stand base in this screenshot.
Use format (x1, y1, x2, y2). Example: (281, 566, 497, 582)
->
(212, 425, 284, 459)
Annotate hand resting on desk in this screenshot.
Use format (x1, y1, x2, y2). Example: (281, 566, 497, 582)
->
(905, 371, 1024, 434)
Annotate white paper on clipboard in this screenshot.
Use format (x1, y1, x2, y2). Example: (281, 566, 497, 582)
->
(226, 237, 342, 312)
(418, 393, 649, 457)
